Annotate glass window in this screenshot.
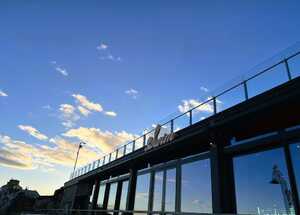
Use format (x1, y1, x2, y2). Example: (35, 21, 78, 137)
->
(119, 180, 129, 210)
(153, 171, 163, 211)
(97, 184, 106, 208)
(107, 183, 117, 209)
(290, 143, 300, 199)
(134, 173, 150, 210)
(234, 148, 295, 215)
(165, 169, 176, 212)
(181, 159, 212, 213)
(89, 184, 96, 209)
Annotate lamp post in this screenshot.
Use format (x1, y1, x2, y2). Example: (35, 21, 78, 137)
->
(73, 142, 86, 173)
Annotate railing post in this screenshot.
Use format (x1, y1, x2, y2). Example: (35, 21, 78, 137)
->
(284, 59, 292, 81)
(213, 97, 217, 114)
(124, 145, 127, 155)
(243, 81, 249, 100)
(143, 134, 146, 146)
(171, 119, 174, 133)
(109, 153, 112, 163)
(116, 148, 119, 159)
(189, 110, 192, 125)
(132, 140, 136, 152)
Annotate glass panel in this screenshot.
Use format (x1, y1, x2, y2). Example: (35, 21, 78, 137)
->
(153, 171, 163, 211)
(173, 113, 190, 132)
(289, 54, 300, 79)
(107, 183, 117, 209)
(145, 131, 155, 146)
(111, 151, 117, 162)
(158, 122, 172, 139)
(97, 184, 106, 208)
(104, 155, 109, 165)
(234, 148, 295, 215)
(134, 173, 150, 210)
(247, 63, 288, 98)
(290, 143, 300, 200)
(217, 84, 245, 112)
(117, 147, 124, 159)
(119, 180, 129, 210)
(181, 159, 212, 213)
(125, 142, 134, 155)
(165, 169, 176, 212)
(135, 137, 144, 150)
(191, 100, 214, 123)
(89, 184, 96, 209)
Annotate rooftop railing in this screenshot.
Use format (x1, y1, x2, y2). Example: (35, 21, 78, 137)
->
(69, 42, 300, 181)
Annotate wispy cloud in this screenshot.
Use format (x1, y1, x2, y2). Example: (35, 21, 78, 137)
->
(77, 106, 91, 117)
(99, 55, 122, 62)
(200, 86, 209, 92)
(55, 67, 68, 76)
(59, 104, 80, 128)
(72, 94, 103, 112)
(125, 88, 139, 99)
(18, 125, 48, 141)
(178, 99, 213, 113)
(96, 43, 108, 50)
(104, 111, 117, 117)
(0, 90, 8, 97)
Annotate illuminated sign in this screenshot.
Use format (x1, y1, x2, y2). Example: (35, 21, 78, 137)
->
(145, 124, 176, 151)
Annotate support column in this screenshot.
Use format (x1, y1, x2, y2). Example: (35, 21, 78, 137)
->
(103, 183, 111, 209)
(210, 136, 236, 214)
(114, 181, 123, 215)
(126, 168, 137, 214)
(92, 178, 100, 209)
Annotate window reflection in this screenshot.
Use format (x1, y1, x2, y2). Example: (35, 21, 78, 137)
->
(107, 183, 117, 209)
(153, 171, 163, 211)
(181, 159, 212, 213)
(234, 148, 295, 215)
(165, 169, 176, 212)
(97, 184, 106, 208)
(291, 143, 300, 202)
(119, 180, 129, 210)
(134, 173, 150, 210)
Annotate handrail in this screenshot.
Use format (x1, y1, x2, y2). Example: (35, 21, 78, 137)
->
(69, 42, 300, 181)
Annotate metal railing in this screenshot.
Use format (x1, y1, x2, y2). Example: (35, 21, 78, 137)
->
(69, 42, 300, 181)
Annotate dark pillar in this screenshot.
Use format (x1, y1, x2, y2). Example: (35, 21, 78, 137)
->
(103, 183, 110, 209)
(92, 179, 100, 209)
(126, 168, 137, 214)
(210, 136, 236, 214)
(114, 181, 123, 215)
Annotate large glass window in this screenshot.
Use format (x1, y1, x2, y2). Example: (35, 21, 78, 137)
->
(119, 180, 129, 210)
(234, 148, 295, 215)
(107, 183, 117, 209)
(97, 184, 106, 208)
(181, 159, 212, 213)
(152, 171, 163, 211)
(165, 169, 176, 212)
(134, 173, 150, 210)
(291, 143, 300, 199)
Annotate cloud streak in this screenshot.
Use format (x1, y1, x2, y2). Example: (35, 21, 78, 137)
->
(18, 125, 48, 141)
(125, 88, 139, 99)
(0, 90, 8, 97)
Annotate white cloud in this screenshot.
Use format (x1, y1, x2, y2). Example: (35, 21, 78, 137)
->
(55, 67, 68, 76)
(96, 43, 108, 50)
(63, 127, 137, 154)
(178, 99, 214, 113)
(99, 54, 122, 62)
(59, 104, 80, 128)
(77, 106, 91, 117)
(42, 105, 51, 110)
(200, 86, 209, 92)
(0, 90, 8, 97)
(125, 88, 139, 99)
(18, 125, 48, 141)
(104, 111, 117, 117)
(72, 94, 103, 112)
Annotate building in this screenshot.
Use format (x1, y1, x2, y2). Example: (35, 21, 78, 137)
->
(60, 47, 300, 215)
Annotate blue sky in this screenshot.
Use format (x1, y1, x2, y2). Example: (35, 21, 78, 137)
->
(0, 0, 300, 197)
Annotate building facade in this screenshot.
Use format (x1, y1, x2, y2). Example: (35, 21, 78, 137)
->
(61, 50, 300, 215)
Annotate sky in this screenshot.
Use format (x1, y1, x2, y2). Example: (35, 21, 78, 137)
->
(0, 0, 300, 196)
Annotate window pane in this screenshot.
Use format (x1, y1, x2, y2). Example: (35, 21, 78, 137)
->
(107, 183, 117, 209)
(291, 143, 300, 200)
(181, 159, 212, 213)
(134, 173, 150, 210)
(97, 184, 106, 208)
(165, 169, 176, 212)
(119, 180, 129, 210)
(153, 171, 163, 211)
(234, 148, 295, 215)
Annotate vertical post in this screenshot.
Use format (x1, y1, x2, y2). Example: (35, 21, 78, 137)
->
(143, 135, 146, 146)
(124, 145, 127, 155)
(116, 148, 119, 159)
(161, 170, 167, 213)
(114, 181, 123, 215)
(171, 120, 174, 133)
(175, 161, 182, 213)
(284, 59, 292, 81)
(243, 81, 249, 100)
(92, 178, 100, 209)
(103, 183, 111, 210)
(126, 168, 137, 215)
(109, 153, 112, 163)
(189, 110, 192, 125)
(213, 97, 217, 114)
(148, 171, 155, 213)
(132, 140, 136, 152)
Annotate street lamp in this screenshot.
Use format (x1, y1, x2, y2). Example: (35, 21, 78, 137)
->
(73, 142, 86, 173)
